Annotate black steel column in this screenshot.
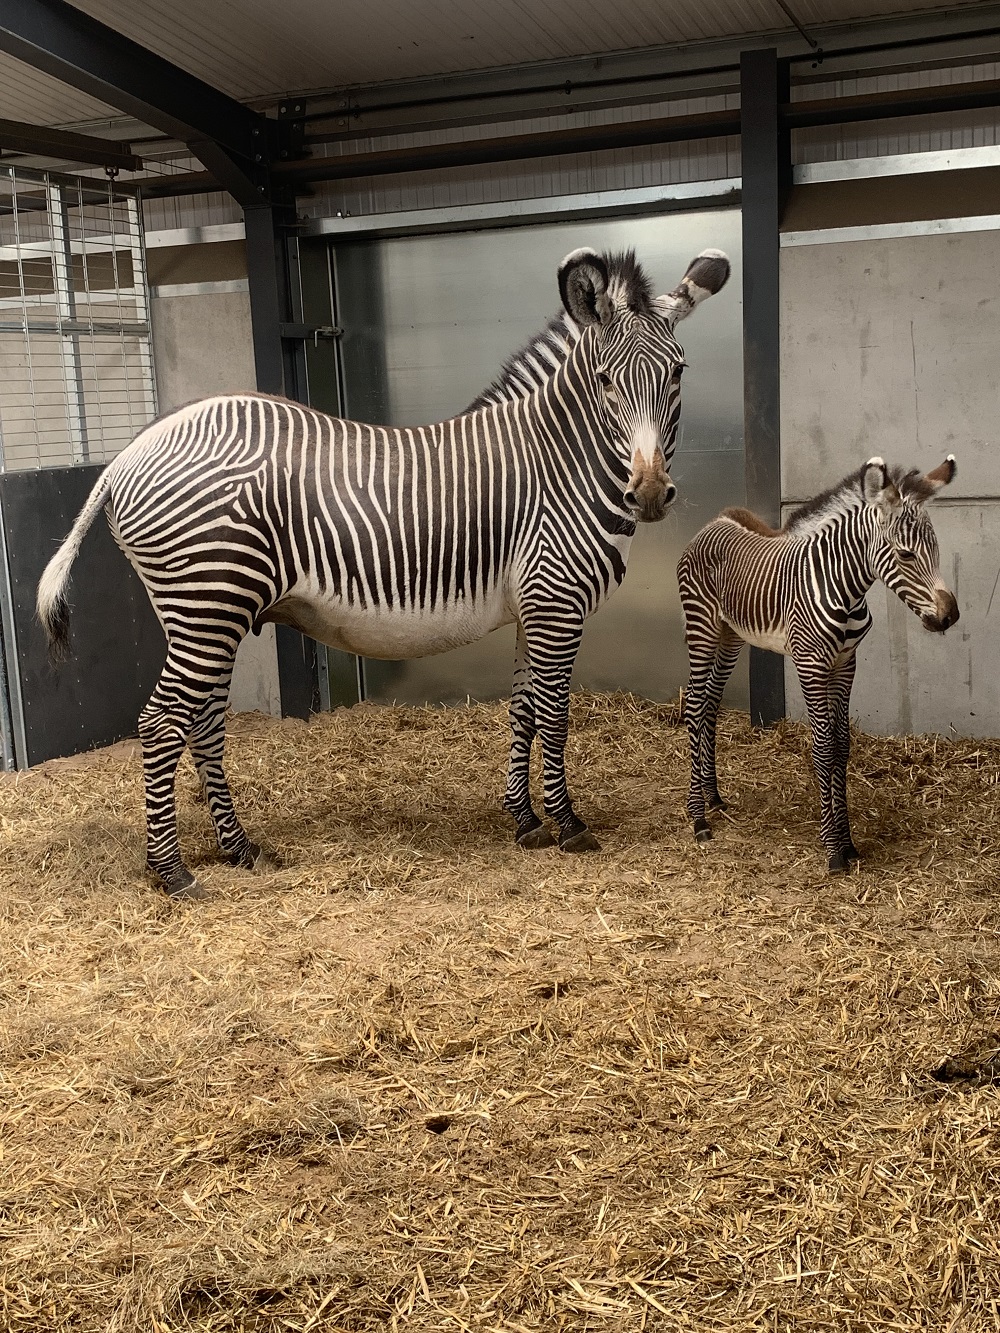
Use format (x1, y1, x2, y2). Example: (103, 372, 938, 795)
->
(244, 204, 319, 719)
(741, 48, 789, 728)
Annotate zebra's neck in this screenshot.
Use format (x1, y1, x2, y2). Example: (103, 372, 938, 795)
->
(801, 505, 879, 605)
(467, 312, 582, 411)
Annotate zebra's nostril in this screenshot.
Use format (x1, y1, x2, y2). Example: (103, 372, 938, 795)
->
(624, 489, 638, 509)
(664, 483, 677, 505)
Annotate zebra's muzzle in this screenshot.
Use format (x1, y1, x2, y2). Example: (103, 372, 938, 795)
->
(625, 449, 676, 523)
(921, 590, 960, 633)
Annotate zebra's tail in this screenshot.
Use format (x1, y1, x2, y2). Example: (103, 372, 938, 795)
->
(36, 467, 115, 662)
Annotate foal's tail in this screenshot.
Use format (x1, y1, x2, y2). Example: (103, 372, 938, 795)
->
(36, 467, 115, 662)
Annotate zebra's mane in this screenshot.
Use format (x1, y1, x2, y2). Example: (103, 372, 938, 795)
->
(783, 462, 933, 536)
(466, 249, 655, 412)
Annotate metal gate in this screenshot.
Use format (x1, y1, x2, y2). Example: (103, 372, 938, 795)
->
(0, 167, 163, 769)
(324, 207, 746, 708)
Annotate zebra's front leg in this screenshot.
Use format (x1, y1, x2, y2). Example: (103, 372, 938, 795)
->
(797, 663, 849, 874)
(683, 630, 723, 842)
(188, 679, 279, 873)
(829, 654, 859, 864)
(503, 624, 555, 849)
(522, 615, 598, 852)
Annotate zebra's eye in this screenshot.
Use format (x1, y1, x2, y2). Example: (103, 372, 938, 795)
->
(597, 372, 616, 400)
(673, 362, 687, 379)
(898, 547, 917, 561)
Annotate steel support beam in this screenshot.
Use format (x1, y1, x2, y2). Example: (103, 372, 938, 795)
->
(244, 204, 319, 719)
(0, 0, 271, 203)
(741, 48, 788, 729)
(0, 117, 142, 171)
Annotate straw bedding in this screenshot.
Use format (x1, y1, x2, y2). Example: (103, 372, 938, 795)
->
(1, 692, 999, 1332)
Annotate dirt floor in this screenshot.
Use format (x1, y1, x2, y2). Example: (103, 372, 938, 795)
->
(1, 693, 999, 1332)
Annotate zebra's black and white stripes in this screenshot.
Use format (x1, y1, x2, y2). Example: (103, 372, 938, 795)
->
(37, 245, 729, 898)
(678, 456, 959, 871)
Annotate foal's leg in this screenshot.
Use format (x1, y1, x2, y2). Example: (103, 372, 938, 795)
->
(828, 654, 859, 862)
(699, 629, 744, 813)
(188, 672, 276, 871)
(139, 637, 236, 898)
(796, 659, 848, 873)
(503, 624, 555, 849)
(521, 612, 596, 852)
(683, 618, 726, 841)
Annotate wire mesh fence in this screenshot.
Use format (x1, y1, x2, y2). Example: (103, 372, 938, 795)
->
(0, 166, 156, 471)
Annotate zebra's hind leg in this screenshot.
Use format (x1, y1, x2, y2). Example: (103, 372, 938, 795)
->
(138, 640, 239, 899)
(521, 615, 598, 852)
(503, 625, 555, 849)
(188, 677, 279, 873)
(829, 654, 859, 864)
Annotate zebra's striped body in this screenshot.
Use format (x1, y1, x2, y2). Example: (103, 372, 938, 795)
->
(678, 456, 959, 871)
(38, 245, 729, 898)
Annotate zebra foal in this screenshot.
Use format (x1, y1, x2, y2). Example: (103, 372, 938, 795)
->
(37, 245, 729, 899)
(678, 456, 959, 872)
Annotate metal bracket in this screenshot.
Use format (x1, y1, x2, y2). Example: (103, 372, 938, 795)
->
(279, 322, 343, 343)
(277, 98, 308, 162)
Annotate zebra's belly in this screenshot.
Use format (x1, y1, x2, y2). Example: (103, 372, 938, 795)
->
(270, 589, 514, 659)
(724, 618, 789, 656)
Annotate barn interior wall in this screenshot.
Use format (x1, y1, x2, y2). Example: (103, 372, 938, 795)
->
(780, 227, 1000, 738)
(146, 239, 280, 717)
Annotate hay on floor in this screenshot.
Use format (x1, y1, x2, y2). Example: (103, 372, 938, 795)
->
(1, 692, 999, 1332)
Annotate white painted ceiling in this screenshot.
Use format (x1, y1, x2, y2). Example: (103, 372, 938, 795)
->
(0, 0, 991, 127)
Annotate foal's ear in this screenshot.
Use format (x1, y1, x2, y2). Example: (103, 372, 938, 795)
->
(922, 454, 957, 499)
(558, 249, 612, 327)
(862, 456, 901, 513)
(654, 248, 731, 327)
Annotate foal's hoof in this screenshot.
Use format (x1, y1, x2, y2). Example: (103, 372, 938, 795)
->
(707, 796, 728, 812)
(560, 829, 601, 853)
(844, 842, 860, 862)
(232, 842, 281, 874)
(693, 818, 713, 843)
(516, 820, 556, 850)
(828, 850, 850, 874)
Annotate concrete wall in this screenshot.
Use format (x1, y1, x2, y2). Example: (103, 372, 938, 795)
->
(780, 227, 1000, 737)
(148, 249, 281, 716)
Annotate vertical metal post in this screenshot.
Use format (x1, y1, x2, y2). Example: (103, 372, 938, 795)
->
(741, 48, 789, 728)
(244, 202, 319, 718)
(47, 180, 89, 463)
(124, 192, 157, 425)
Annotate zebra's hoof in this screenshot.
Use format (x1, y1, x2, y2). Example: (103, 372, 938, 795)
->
(693, 818, 712, 842)
(844, 842, 860, 862)
(560, 829, 601, 853)
(516, 822, 556, 850)
(232, 842, 281, 874)
(707, 796, 728, 812)
(828, 850, 850, 874)
(165, 876, 209, 901)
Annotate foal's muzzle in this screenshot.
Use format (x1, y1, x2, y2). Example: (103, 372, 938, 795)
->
(921, 590, 960, 633)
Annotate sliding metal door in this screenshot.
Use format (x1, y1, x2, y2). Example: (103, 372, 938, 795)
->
(332, 208, 745, 706)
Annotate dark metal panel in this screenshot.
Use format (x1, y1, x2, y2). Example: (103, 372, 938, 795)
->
(0, 466, 165, 768)
(741, 47, 787, 729)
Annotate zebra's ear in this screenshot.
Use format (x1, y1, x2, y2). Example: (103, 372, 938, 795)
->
(862, 456, 901, 512)
(654, 249, 731, 327)
(558, 249, 612, 327)
(923, 454, 957, 497)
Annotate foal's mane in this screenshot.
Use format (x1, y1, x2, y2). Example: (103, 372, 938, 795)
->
(723, 463, 935, 540)
(466, 250, 655, 412)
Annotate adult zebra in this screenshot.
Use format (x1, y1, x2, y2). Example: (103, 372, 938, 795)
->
(38, 245, 729, 899)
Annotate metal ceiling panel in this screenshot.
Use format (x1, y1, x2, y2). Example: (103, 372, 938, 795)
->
(6, 0, 991, 122)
